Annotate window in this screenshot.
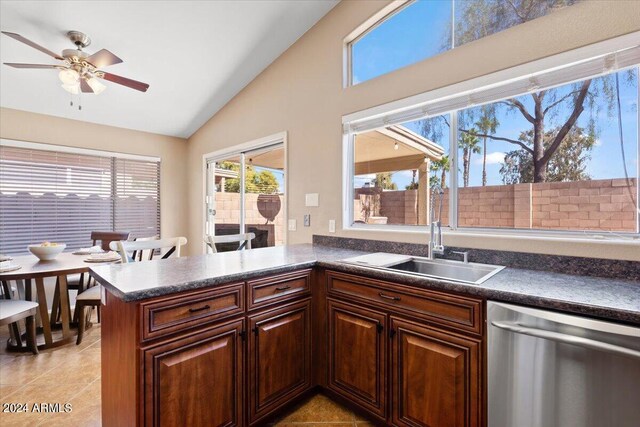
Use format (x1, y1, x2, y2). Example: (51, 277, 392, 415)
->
(0, 142, 160, 255)
(352, 117, 450, 226)
(456, 70, 638, 232)
(348, 0, 579, 85)
(344, 40, 639, 236)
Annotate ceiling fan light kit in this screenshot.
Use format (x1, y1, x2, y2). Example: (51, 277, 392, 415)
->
(1, 30, 149, 97)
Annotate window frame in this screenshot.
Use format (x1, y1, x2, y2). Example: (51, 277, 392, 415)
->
(343, 0, 411, 88)
(201, 131, 289, 254)
(342, 33, 640, 241)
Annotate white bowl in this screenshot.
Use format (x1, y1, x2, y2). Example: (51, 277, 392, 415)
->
(28, 244, 66, 261)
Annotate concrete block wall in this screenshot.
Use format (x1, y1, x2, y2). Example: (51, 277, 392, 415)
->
(351, 178, 637, 232)
(213, 192, 285, 245)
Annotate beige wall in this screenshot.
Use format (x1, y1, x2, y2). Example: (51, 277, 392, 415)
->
(185, 1, 640, 260)
(186, 0, 640, 261)
(0, 107, 189, 244)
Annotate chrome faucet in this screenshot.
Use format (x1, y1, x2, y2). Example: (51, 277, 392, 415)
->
(429, 183, 445, 260)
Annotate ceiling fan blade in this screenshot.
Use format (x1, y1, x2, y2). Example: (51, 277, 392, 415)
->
(86, 49, 122, 68)
(4, 62, 60, 69)
(80, 79, 94, 93)
(1, 31, 64, 60)
(100, 72, 149, 92)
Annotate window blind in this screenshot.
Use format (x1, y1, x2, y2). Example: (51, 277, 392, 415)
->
(344, 44, 640, 134)
(0, 144, 160, 256)
(114, 158, 161, 240)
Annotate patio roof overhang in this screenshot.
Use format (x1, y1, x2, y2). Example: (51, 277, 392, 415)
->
(354, 125, 445, 175)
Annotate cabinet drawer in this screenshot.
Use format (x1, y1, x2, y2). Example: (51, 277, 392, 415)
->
(248, 269, 311, 310)
(327, 271, 482, 335)
(142, 283, 244, 341)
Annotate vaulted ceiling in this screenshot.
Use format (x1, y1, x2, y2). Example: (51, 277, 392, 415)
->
(0, 1, 338, 138)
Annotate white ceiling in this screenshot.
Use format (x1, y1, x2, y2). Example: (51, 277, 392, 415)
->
(0, 1, 337, 138)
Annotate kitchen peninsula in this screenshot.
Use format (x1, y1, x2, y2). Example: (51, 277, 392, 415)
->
(90, 243, 640, 426)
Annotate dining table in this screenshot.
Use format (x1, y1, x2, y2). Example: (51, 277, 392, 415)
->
(0, 251, 118, 349)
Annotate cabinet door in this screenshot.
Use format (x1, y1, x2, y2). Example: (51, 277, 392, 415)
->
(391, 317, 481, 427)
(328, 299, 387, 419)
(143, 319, 244, 427)
(248, 299, 311, 423)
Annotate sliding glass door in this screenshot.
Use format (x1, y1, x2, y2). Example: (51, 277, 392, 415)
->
(205, 141, 285, 252)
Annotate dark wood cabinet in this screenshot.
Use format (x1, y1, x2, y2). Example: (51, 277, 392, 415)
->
(248, 299, 311, 424)
(390, 317, 481, 427)
(101, 267, 484, 427)
(325, 271, 484, 427)
(143, 319, 245, 427)
(328, 299, 387, 419)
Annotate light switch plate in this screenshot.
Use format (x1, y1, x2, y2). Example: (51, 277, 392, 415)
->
(304, 214, 311, 227)
(305, 193, 319, 207)
(288, 219, 297, 231)
(329, 220, 336, 233)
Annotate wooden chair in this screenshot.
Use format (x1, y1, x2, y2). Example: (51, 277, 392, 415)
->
(204, 233, 255, 254)
(75, 237, 187, 344)
(68, 231, 131, 293)
(91, 231, 132, 251)
(65, 231, 131, 325)
(131, 236, 160, 262)
(110, 237, 188, 264)
(0, 299, 39, 354)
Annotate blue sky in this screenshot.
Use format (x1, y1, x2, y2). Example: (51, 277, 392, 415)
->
(352, 1, 639, 189)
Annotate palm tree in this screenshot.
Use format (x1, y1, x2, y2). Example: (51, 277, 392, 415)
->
(459, 130, 481, 187)
(475, 110, 499, 186)
(430, 155, 451, 189)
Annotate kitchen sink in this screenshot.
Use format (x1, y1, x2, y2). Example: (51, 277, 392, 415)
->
(340, 253, 504, 285)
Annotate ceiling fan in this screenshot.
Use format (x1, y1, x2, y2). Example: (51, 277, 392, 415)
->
(2, 30, 149, 94)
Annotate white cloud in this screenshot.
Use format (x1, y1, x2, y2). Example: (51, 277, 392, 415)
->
(594, 138, 602, 146)
(474, 152, 505, 165)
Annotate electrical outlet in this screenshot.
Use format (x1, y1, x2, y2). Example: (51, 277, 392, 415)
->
(304, 214, 311, 227)
(288, 219, 297, 231)
(329, 220, 336, 233)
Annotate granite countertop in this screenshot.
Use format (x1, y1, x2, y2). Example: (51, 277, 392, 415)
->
(90, 244, 640, 325)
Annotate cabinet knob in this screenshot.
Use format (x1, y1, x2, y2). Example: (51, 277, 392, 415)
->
(377, 323, 384, 334)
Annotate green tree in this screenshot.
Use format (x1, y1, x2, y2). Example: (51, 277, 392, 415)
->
(499, 126, 595, 184)
(405, 170, 419, 190)
(219, 161, 279, 194)
(459, 129, 481, 187)
(430, 155, 450, 189)
(475, 106, 499, 186)
(453, 0, 579, 48)
(374, 172, 397, 190)
(450, 0, 629, 183)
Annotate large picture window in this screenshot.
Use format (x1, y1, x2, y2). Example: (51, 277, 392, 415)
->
(349, 0, 579, 85)
(0, 142, 161, 255)
(344, 43, 639, 237)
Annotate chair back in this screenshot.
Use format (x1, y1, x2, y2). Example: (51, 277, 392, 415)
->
(110, 237, 187, 263)
(204, 233, 255, 254)
(91, 231, 131, 251)
(132, 236, 160, 262)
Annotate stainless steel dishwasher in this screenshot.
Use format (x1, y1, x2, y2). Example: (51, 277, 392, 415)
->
(488, 301, 640, 427)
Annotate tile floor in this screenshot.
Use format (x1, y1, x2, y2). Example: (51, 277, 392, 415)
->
(0, 315, 102, 427)
(0, 316, 370, 427)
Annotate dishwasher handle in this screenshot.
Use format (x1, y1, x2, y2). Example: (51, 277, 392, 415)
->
(491, 320, 640, 360)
